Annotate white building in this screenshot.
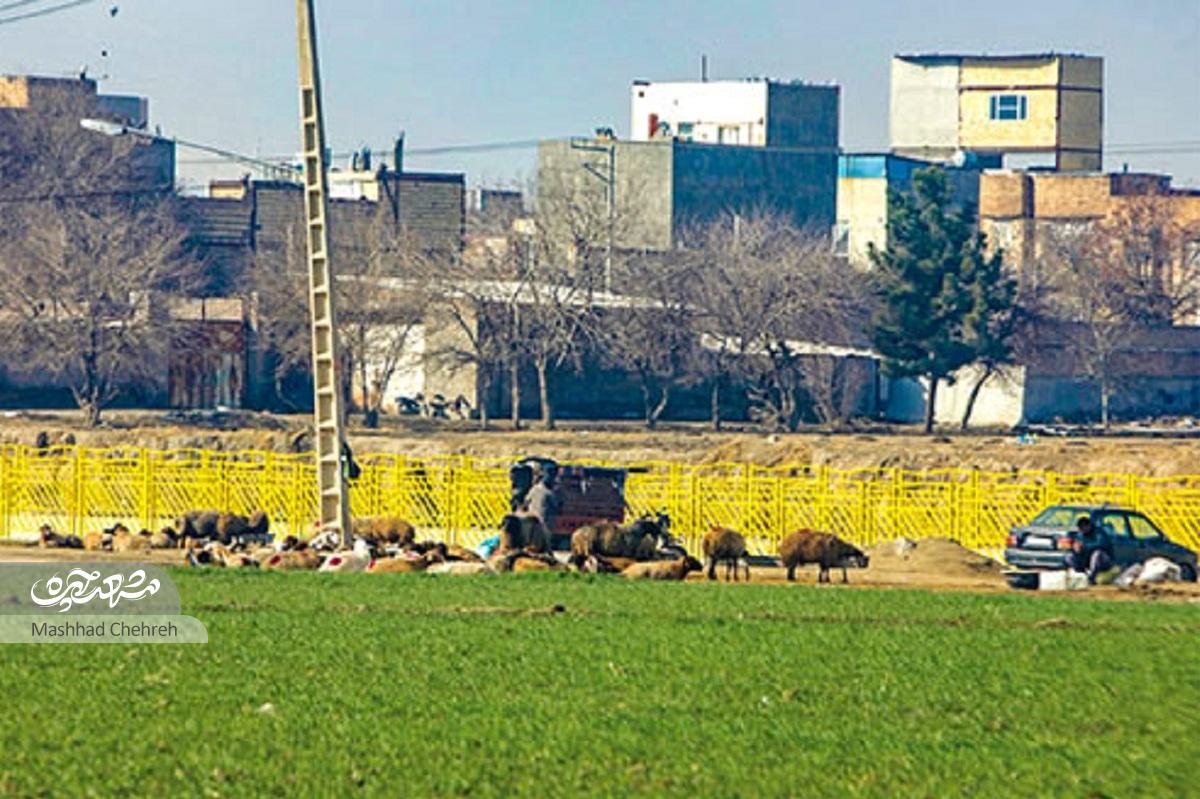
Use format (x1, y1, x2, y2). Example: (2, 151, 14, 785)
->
(629, 78, 838, 150)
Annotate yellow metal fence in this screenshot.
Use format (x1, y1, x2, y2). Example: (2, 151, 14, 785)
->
(3, 445, 1200, 555)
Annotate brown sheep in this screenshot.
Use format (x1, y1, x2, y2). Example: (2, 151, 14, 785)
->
(702, 527, 750, 582)
(510, 552, 565, 573)
(83, 531, 107, 551)
(149, 527, 177, 549)
(621, 555, 703, 581)
(351, 516, 416, 546)
(498, 513, 551, 554)
(367, 555, 428, 574)
(778, 529, 869, 584)
(112, 528, 151, 553)
(445, 544, 482, 563)
(575, 555, 621, 574)
(569, 517, 665, 566)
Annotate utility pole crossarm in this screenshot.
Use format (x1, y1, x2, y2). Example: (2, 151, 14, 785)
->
(296, 0, 352, 545)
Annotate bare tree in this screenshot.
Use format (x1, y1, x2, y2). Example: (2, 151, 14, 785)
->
(687, 212, 871, 431)
(244, 225, 310, 409)
(1036, 196, 1200, 427)
(335, 207, 429, 428)
(593, 254, 701, 429)
(0, 83, 198, 425)
(420, 239, 528, 430)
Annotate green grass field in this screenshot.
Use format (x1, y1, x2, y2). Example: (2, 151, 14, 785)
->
(1, 572, 1197, 798)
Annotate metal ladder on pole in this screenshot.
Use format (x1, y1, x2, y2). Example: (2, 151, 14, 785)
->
(296, 0, 351, 545)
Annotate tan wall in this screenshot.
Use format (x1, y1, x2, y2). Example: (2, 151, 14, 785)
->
(1031, 174, 1111, 218)
(959, 57, 1060, 88)
(836, 176, 888, 266)
(959, 87, 1059, 150)
(979, 172, 1030, 218)
(1057, 150, 1103, 172)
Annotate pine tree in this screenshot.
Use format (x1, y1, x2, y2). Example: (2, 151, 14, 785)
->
(871, 167, 979, 433)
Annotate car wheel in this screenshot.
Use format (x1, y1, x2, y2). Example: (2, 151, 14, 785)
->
(1180, 563, 1198, 583)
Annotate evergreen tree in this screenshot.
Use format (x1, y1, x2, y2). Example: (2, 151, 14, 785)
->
(871, 167, 1007, 433)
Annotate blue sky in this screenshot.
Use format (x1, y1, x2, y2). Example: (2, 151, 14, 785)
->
(2, 0, 1198, 187)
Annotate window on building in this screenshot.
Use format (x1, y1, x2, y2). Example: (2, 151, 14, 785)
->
(718, 125, 740, 144)
(678, 122, 695, 140)
(989, 93, 1028, 121)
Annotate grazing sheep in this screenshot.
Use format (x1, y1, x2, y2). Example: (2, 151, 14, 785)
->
(621, 556, 703, 581)
(351, 516, 416, 546)
(702, 527, 750, 582)
(498, 513, 551, 554)
(569, 517, 665, 565)
(778, 529, 870, 584)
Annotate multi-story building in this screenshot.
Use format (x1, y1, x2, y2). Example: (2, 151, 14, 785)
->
(890, 53, 1103, 172)
(630, 78, 839, 149)
(978, 170, 1200, 279)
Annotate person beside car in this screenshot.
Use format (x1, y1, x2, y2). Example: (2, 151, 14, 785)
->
(1065, 516, 1113, 584)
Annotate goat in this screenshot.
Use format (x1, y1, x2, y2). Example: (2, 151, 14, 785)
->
(621, 555, 703, 581)
(702, 527, 750, 582)
(778, 529, 870, 584)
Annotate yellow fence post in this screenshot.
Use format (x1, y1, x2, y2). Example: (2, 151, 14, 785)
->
(0, 446, 8, 538)
(140, 447, 152, 530)
(72, 446, 83, 537)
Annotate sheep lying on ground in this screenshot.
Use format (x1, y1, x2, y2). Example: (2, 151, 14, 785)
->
(38, 525, 82, 549)
(621, 555, 703, 581)
(778, 529, 869, 584)
(702, 527, 749, 582)
(569, 517, 665, 566)
(261, 550, 321, 571)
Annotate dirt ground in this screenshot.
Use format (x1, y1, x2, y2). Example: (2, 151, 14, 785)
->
(5, 537, 1197, 604)
(5, 409, 1200, 475)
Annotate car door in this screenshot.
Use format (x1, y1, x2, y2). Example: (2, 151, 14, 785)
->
(1127, 513, 1173, 561)
(1095, 512, 1137, 565)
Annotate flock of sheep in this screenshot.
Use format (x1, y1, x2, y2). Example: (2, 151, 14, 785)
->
(37, 508, 871, 583)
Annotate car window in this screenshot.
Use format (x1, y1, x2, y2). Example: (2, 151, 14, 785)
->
(1030, 507, 1083, 527)
(1095, 513, 1131, 538)
(1127, 515, 1163, 540)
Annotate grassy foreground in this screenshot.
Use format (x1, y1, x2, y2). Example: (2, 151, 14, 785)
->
(0, 573, 1197, 798)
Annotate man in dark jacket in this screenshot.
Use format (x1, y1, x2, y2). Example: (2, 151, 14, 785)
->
(1065, 516, 1113, 584)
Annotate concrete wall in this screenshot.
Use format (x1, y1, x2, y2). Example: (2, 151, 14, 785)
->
(765, 83, 840, 149)
(890, 57, 960, 158)
(671, 140, 837, 237)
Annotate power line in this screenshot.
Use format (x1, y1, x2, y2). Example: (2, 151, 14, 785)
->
(0, 0, 52, 13)
(0, 0, 95, 26)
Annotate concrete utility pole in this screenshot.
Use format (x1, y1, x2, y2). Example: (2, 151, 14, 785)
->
(295, 0, 352, 545)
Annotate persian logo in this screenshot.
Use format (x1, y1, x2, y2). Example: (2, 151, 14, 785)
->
(29, 568, 161, 613)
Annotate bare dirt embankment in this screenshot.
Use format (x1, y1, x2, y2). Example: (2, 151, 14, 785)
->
(5, 410, 1200, 476)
